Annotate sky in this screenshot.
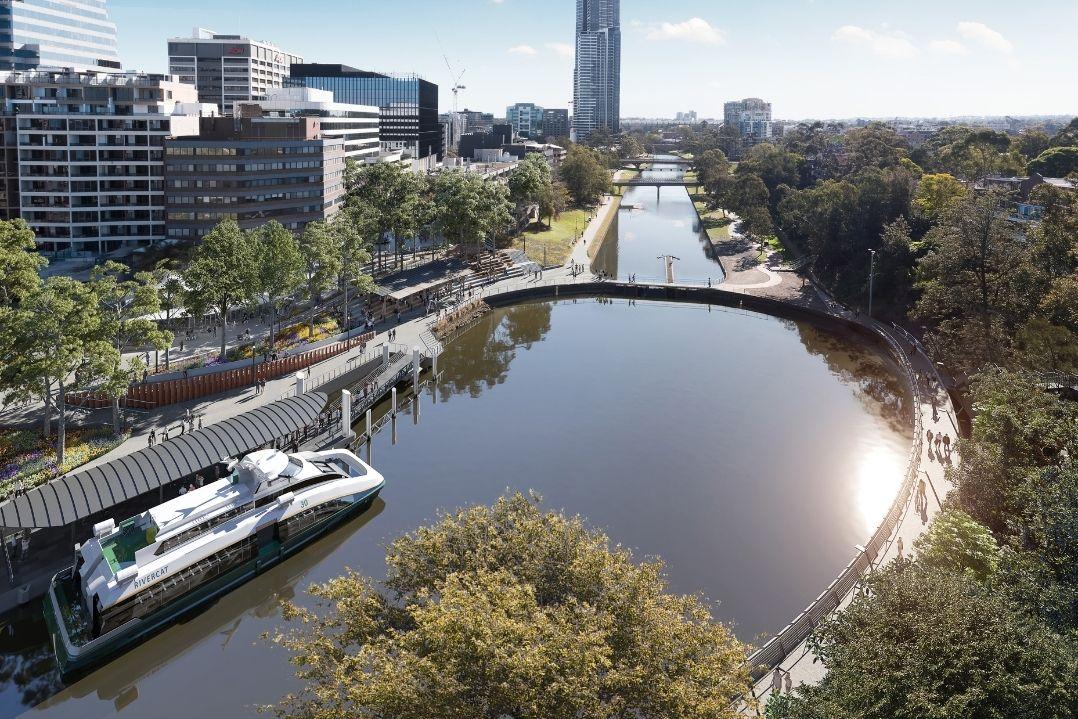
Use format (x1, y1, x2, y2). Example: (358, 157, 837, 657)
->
(110, 0, 1078, 121)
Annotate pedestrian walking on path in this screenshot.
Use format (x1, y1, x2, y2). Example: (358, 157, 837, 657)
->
(772, 668, 783, 696)
(896, 535, 904, 559)
(148, 428, 156, 447)
(926, 429, 934, 446)
(943, 434, 951, 453)
(917, 476, 927, 515)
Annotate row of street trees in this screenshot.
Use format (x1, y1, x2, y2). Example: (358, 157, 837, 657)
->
(0, 161, 528, 461)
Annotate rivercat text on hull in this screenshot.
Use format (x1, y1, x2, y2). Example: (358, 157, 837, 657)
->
(44, 448, 384, 675)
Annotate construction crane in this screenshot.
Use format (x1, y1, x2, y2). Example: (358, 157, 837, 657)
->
(441, 52, 466, 112)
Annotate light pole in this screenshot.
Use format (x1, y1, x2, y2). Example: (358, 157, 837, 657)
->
(867, 249, 877, 318)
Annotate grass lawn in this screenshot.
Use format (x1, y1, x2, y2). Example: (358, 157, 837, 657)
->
(691, 197, 735, 243)
(513, 208, 590, 266)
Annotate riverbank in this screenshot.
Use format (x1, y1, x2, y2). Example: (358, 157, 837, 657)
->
(568, 193, 621, 267)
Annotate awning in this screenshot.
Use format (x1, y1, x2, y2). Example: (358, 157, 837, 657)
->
(0, 392, 328, 530)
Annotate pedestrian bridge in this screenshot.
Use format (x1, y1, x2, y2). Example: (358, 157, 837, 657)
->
(614, 178, 701, 188)
(620, 156, 693, 170)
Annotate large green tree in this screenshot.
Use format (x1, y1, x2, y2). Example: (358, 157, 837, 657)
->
(913, 173, 968, 222)
(296, 221, 342, 338)
(271, 493, 750, 719)
(0, 219, 45, 307)
(182, 219, 256, 359)
(432, 171, 514, 252)
(0, 277, 115, 462)
(1027, 146, 1078, 177)
(559, 145, 612, 206)
(252, 221, 304, 351)
(89, 261, 172, 434)
(781, 564, 1077, 719)
(346, 161, 425, 272)
(328, 209, 375, 332)
(913, 190, 1039, 374)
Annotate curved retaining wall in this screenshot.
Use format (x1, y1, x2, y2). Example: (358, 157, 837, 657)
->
(480, 281, 926, 680)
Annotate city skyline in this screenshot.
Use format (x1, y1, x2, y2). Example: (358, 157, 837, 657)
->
(105, 0, 1076, 121)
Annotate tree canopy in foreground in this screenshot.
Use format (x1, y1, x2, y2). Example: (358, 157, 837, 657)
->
(270, 493, 750, 719)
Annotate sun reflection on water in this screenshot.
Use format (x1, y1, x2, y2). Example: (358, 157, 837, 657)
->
(857, 444, 905, 534)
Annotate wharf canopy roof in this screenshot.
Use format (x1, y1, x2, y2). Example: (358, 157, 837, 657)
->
(0, 393, 328, 530)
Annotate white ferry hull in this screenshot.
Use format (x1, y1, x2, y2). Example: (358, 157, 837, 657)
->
(45, 485, 381, 677)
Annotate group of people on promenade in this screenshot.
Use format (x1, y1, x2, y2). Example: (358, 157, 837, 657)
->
(926, 428, 953, 464)
(146, 409, 203, 447)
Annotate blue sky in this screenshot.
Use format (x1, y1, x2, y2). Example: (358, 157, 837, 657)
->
(111, 0, 1077, 120)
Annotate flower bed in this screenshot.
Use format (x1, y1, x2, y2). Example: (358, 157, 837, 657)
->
(0, 427, 127, 501)
(225, 317, 340, 362)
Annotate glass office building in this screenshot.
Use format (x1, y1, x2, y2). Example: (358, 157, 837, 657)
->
(288, 64, 441, 159)
(0, 0, 122, 73)
(573, 0, 620, 140)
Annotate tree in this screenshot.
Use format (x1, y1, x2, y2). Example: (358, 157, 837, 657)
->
(619, 133, 644, 159)
(736, 143, 803, 194)
(913, 173, 967, 222)
(694, 148, 732, 194)
(297, 222, 342, 337)
(842, 123, 910, 173)
(559, 145, 611, 206)
(182, 219, 256, 359)
(270, 493, 750, 719)
(1027, 146, 1078, 177)
(913, 190, 1038, 374)
(329, 209, 375, 332)
(252, 221, 304, 351)
(432, 171, 514, 252)
(0, 219, 45, 307)
(507, 154, 553, 226)
(89, 261, 172, 435)
(0, 278, 115, 462)
(538, 181, 570, 227)
(1016, 130, 1052, 161)
(739, 206, 774, 242)
(1048, 117, 1078, 148)
(783, 564, 1077, 719)
(913, 508, 1000, 581)
(346, 161, 425, 272)
(725, 173, 771, 215)
(150, 261, 186, 370)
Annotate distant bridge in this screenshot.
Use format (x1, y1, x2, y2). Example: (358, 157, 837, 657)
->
(620, 156, 694, 170)
(614, 178, 701, 188)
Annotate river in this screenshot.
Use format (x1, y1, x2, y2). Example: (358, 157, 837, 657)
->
(0, 160, 912, 719)
(593, 156, 724, 282)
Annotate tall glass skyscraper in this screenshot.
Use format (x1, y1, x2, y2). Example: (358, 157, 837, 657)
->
(0, 0, 121, 73)
(573, 0, 620, 141)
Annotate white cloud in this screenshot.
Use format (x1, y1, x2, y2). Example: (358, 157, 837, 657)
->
(546, 42, 573, 58)
(832, 25, 918, 59)
(956, 22, 1013, 53)
(929, 39, 968, 56)
(645, 18, 726, 45)
(507, 45, 537, 56)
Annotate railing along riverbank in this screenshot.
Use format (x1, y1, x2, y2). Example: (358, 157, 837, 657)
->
(744, 319, 925, 680)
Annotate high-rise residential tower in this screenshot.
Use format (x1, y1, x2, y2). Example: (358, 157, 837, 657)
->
(572, 0, 620, 141)
(0, 0, 122, 73)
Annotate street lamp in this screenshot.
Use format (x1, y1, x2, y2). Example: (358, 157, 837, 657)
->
(867, 249, 877, 318)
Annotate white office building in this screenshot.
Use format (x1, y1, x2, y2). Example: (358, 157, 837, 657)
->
(239, 87, 379, 162)
(0, 70, 211, 256)
(724, 98, 772, 146)
(167, 29, 302, 115)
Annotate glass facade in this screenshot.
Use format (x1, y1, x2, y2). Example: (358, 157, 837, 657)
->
(0, 0, 121, 73)
(288, 64, 441, 159)
(573, 0, 620, 140)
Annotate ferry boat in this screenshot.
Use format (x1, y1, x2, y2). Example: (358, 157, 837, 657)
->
(43, 447, 384, 675)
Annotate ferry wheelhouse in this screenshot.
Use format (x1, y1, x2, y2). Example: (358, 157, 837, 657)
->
(44, 448, 383, 675)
